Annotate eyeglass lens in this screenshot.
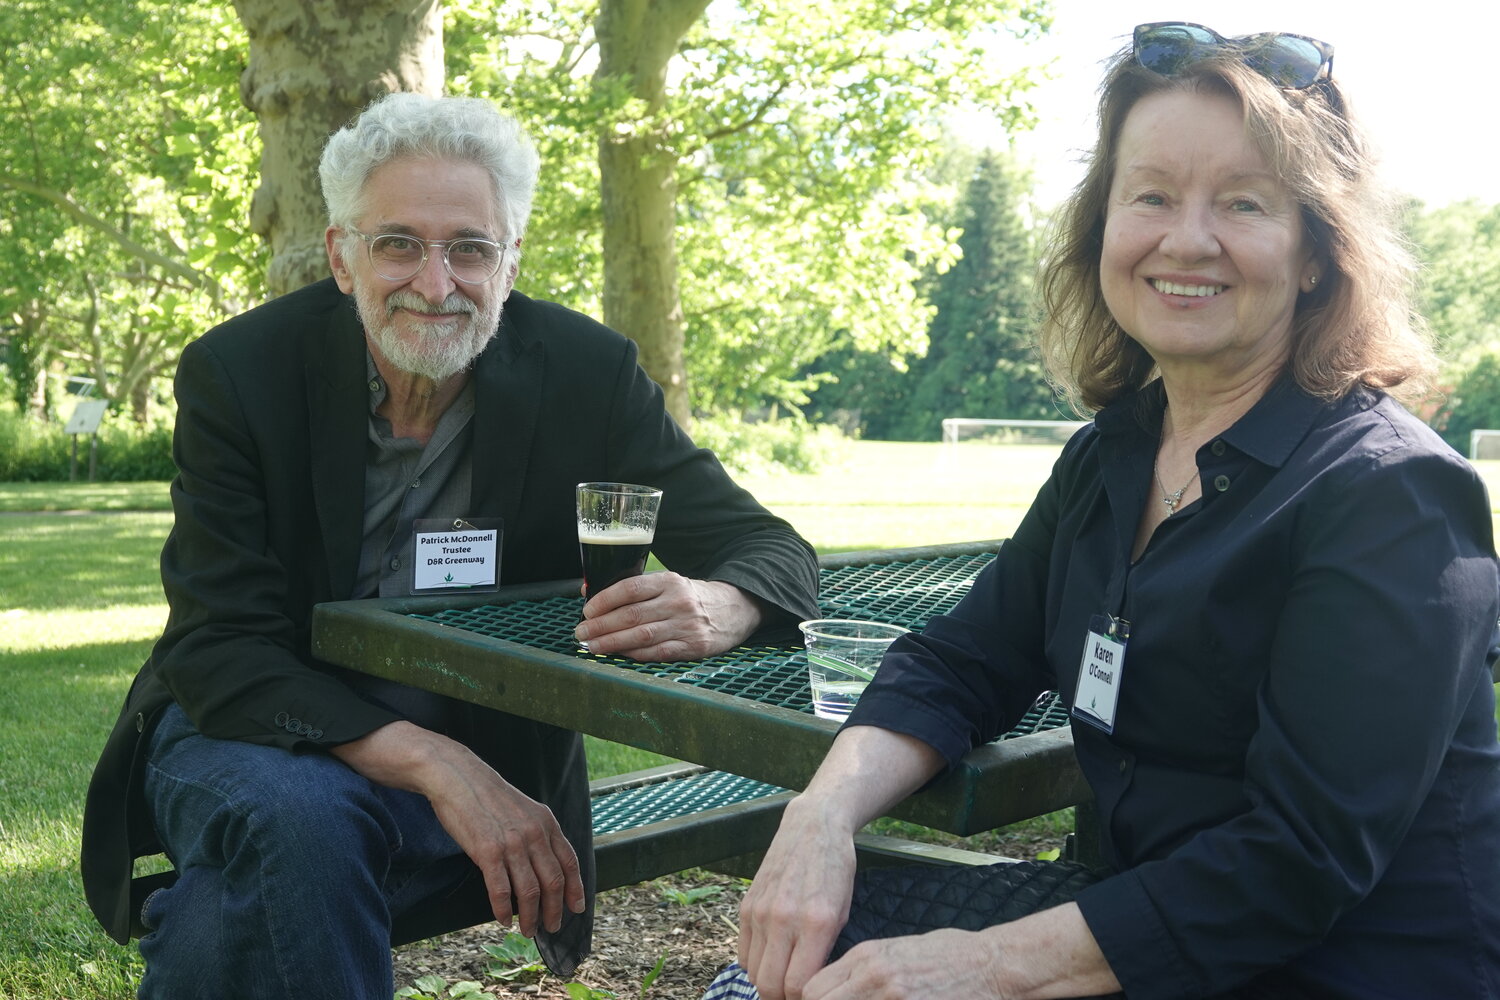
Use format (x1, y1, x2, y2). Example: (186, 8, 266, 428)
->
(368, 234, 503, 284)
(1134, 22, 1330, 89)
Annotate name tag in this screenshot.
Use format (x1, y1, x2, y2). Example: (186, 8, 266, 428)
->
(413, 518, 500, 591)
(1073, 617, 1127, 734)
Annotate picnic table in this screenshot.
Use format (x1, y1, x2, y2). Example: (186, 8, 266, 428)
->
(311, 540, 1092, 896)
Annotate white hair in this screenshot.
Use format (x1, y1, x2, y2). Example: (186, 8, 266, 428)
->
(319, 93, 540, 242)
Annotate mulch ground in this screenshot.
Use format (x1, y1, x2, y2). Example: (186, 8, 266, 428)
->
(392, 821, 1067, 999)
(392, 870, 744, 999)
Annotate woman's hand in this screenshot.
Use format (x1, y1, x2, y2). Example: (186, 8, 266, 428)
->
(736, 726, 947, 999)
(805, 903, 1121, 1000)
(738, 796, 861, 1000)
(803, 929, 1007, 1000)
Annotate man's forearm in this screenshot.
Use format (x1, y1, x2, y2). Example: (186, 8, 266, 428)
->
(329, 719, 450, 793)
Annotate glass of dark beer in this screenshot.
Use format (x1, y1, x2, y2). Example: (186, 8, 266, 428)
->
(576, 482, 663, 601)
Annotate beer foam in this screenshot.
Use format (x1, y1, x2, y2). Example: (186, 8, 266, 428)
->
(578, 525, 654, 545)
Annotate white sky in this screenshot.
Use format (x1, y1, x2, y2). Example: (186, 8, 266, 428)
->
(991, 1, 1499, 208)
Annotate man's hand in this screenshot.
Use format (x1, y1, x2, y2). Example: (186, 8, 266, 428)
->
(574, 574, 763, 661)
(331, 722, 586, 938)
(737, 796, 860, 1000)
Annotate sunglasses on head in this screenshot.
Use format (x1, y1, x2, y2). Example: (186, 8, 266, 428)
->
(1133, 21, 1334, 90)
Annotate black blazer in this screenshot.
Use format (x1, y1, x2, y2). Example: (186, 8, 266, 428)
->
(80, 279, 820, 968)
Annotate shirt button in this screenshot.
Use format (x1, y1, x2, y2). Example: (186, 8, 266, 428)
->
(1211, 439, 1226, 456)
(368, 378, 381, 392)
(1213, 474, 1231, 493)
(389, 557, 401, 571)
(410, 478, 421, 489)
(1118, 759, 1128, 774)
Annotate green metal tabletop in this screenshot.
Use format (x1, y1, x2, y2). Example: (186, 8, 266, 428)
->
(312, 540, 1089, 835)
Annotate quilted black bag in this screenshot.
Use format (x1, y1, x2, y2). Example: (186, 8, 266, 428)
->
(830, 859, 1106, 959)
(829, 860, 1317, 999)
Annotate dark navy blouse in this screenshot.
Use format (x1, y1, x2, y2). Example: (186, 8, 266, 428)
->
(849, 377, 1500, 999)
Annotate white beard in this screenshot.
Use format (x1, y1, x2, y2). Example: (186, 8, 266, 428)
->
(354, 283, 502, 381)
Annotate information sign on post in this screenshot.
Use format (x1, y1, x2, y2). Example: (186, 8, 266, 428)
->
(65, 399, 108, 435)
(65, 399, 109, 481)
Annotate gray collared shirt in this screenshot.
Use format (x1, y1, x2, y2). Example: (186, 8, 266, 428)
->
(347, 352, 478, 730)
(353, 352, 477, 600)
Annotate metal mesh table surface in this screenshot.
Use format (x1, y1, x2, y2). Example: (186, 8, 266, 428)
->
(590, 770, 787, 835)
(410, 551, 1068, 738)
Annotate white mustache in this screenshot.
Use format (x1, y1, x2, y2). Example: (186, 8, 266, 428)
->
(385, 291, 477, 318)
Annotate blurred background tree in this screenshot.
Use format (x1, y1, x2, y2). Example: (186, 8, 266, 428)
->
(4, 0, 1500, 468)
(449, 0, 1053, 428)
(809, 149, 1060, 440)
(0, 0, 260, 423)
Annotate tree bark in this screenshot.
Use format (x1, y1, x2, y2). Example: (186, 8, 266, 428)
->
(233, 0, 444, 298)
(594, 0, 710, 428)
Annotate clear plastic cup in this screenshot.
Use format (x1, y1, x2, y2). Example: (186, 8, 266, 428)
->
(799, 618, 909, 721)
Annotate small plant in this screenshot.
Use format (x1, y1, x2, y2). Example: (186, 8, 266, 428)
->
(483, 931, 546, 981)
(564, 983, 618, 1000)
(394, 974, 487, 999)
(640, 951, 668, 996)
(660, 884, 724, 906)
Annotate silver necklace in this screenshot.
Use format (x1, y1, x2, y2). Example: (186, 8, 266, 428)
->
(1154, 459, 1196, 514)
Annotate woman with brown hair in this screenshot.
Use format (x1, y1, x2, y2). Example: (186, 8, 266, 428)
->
(715, 22, 1500, 1000)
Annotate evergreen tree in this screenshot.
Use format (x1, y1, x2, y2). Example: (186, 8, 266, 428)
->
(896, 151, 1059, 439)
(810, 150, 1060, 439)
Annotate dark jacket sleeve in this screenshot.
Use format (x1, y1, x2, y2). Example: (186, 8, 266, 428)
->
(568, 313, 820, 626)
(150, 334, 403, 751)
(843, 433, 1079, 759)
(461, 294, 819, 630)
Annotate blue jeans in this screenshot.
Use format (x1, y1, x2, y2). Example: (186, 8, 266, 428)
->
(138, 704, 471, 999)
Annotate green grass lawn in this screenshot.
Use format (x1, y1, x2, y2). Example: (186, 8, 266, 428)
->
(2, 440, 1498, 999)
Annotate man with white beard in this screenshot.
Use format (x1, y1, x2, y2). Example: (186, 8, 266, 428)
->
(80, 93, 820, 1000)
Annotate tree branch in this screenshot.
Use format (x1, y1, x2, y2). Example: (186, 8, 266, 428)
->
(0, 173, 227, 311)
(695, 79, 792, 146)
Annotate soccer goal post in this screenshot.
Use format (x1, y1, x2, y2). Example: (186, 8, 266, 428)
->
(1470, 429, 1500, 460)
(942, 417, 1091, 446)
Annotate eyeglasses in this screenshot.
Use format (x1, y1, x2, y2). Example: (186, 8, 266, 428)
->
(348, 228, 516, 284)
(1133, 22, 1334, 90)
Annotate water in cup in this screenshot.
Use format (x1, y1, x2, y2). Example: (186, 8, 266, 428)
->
(799, 619, 909, 721)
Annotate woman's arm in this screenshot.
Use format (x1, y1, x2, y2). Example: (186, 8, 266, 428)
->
(737, 725, 945, 1000)
(739, 722, 1123, 1000)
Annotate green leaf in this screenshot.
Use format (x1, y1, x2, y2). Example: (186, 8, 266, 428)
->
(641, 951, 669, 994)
(483, 930, 545, 979)
(413, 974, 448, 994)
(660, 884, 724, 906)
(564, 983, 618, 1000)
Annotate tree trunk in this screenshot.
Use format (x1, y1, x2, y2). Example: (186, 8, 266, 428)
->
(8, 306, 49, 419)
(233, 0, 444, 298)
(594, 0, 709, 428)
